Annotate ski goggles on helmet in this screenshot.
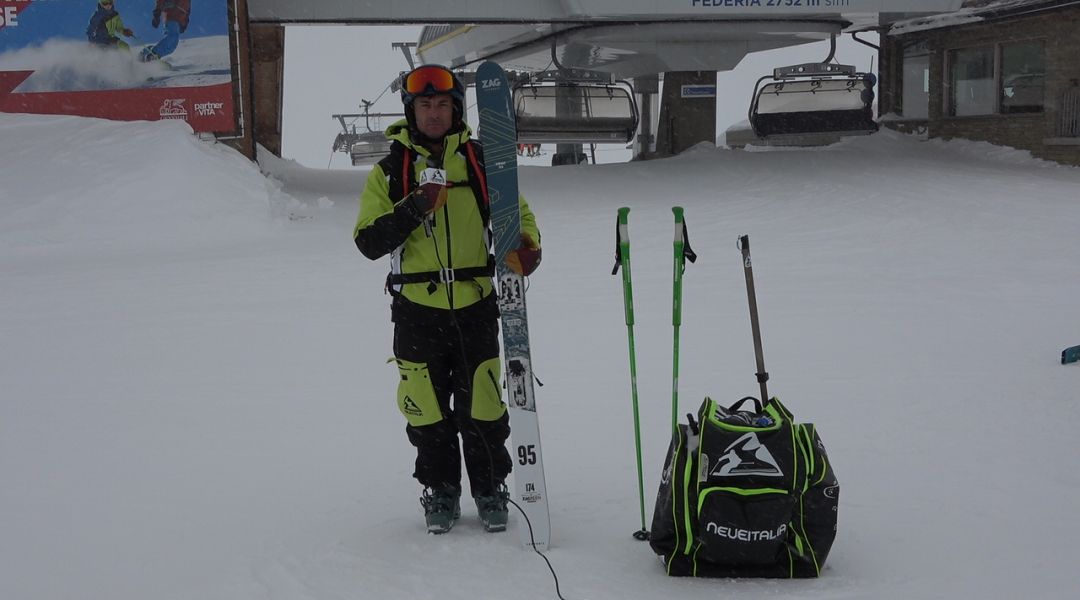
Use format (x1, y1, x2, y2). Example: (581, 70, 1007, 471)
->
(401, 65, 463, 101)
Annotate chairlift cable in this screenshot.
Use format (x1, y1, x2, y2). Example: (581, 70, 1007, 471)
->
(368, 80, 394, 106)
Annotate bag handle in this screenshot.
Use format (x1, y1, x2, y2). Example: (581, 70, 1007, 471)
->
(728, 396, 763, 414)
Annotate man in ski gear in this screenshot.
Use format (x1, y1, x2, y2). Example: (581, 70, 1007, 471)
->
(353, 64, 541, 534)
(140, 0, 190, 62)
(86, 0, 134, 50)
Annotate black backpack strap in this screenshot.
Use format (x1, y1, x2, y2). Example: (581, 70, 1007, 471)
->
(461, 140, 490, 226)
(729, 396, 763, 414)
(386, 256, 497, 295)
(386, 258, 496, 286)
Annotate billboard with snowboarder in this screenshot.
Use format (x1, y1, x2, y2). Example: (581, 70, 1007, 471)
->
(0, 0, 236, 133)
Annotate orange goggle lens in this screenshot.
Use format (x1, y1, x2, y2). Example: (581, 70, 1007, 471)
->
(404, 66, 456, 95)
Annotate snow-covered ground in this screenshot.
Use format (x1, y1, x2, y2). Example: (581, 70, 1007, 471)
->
(2, 113, 1079, 600)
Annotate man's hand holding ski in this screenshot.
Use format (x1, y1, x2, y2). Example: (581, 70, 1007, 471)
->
(506, 232, 541, 276)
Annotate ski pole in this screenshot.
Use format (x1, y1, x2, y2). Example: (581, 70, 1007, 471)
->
(737, 235, 770, 403)
(612, 207, 648, 541)
(671, 207, 697, 432)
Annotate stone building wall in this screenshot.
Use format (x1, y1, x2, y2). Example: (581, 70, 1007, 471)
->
(881, 5, 1080, 166)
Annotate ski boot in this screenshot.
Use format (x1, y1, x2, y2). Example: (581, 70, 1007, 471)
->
(420, 485, 461, 534)
(474, 483, 510, 532)
(139, 47, 160, 63)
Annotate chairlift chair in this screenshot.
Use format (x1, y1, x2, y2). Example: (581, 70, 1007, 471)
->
(512, 75, 639, 145)
(331, 105, 404, 166)
(348, 131, 394, 166)
(748, 62, 879, 144)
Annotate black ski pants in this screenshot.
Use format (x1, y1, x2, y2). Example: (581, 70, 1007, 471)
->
(392, 300, 511, 498)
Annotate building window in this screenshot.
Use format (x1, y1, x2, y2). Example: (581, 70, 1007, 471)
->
(946, 40, 1045, 117)
(1000, 41, 1045, 114)
(901, 41, 929, 118)
(948, 46, 994, 116)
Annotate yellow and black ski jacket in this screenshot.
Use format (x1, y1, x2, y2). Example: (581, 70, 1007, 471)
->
(354, 120, 539, 317)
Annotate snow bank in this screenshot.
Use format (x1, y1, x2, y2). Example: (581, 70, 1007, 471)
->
(0, 113, 285, 254)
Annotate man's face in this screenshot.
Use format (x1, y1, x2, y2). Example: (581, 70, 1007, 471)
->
(413, 94, 454, 140)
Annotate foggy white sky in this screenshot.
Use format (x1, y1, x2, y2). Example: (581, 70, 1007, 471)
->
(281, 26, 877, 169)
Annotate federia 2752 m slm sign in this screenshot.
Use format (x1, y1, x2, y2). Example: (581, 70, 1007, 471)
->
(0, 0, 236, 133)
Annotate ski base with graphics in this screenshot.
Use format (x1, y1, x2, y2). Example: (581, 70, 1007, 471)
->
(474, 60, 551, 551)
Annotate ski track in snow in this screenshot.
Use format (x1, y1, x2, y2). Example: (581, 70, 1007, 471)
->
(2, 114, 1080, 600)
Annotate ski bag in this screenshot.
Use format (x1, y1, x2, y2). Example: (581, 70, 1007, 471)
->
(649, 396, 838, 578)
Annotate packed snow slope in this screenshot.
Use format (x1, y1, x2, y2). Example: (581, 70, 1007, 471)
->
(2, 113, 1079, 600)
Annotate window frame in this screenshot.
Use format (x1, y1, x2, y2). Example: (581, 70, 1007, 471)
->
(999, 40, 1047, 115)
(942, 38, 1045, 118)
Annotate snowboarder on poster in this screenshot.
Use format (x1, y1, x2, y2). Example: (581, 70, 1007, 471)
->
(86, 0, 134, 50)
(352, 64, 542, 535)
(139, 0, 191, 62)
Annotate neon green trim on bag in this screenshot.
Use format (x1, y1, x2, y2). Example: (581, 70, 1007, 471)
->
(681, 437, 694, 556)
(797, 424, 824, 493)
(394, 358, 443, 427)
(767, 396, 795, 421)
(709, 419, 783, 433)
(664, 430, 687, 575)
(798, 425, 814, 489)
(703, 396, 784, 432)
(697, 487, 788, 512)
(470, 357, 505, 421)
(789, 421, 799, 493)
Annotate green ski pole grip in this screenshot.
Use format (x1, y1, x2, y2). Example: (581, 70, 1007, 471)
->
(672, 206, 685, 327)
(617, 207, 634, 326)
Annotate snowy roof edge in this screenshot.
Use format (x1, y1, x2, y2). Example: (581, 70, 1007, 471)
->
(888, 0, 1078, 35)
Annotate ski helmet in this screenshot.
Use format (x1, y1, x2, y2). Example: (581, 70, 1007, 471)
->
(400, 64, 466, 131)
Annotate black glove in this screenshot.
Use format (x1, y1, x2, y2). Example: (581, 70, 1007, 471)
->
(398, 168, 448, 221)
(399, 191, 429, 221)
(399, 186, 445, 221)
(151, 10, 161, 28)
